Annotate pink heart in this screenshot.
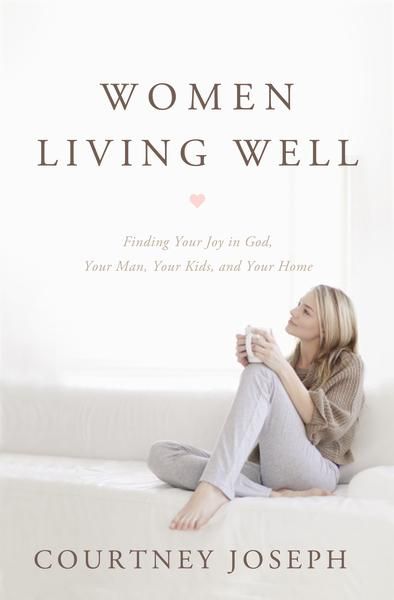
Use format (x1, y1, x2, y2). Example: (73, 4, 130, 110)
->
(190, 194, 205, 208)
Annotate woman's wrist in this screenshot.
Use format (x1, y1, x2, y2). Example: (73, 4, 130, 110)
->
(277, 358, 291, 380)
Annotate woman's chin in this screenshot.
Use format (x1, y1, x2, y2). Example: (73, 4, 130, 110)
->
(285, 324, 297, 337)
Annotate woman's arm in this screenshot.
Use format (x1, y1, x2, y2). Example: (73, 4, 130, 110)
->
(251, 329, 365, 441)
(249, 329, 314, 424)
(304, 355, 365, 443)
(277, 361, 315, 425)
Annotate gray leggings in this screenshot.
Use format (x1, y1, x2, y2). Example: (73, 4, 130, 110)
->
(147, 363, 340, 500)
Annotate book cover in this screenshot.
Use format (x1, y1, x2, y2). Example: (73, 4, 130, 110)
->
(1, 0, 393, 598)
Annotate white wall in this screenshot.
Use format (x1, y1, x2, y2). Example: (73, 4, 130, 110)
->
(1, 0, 393, 388)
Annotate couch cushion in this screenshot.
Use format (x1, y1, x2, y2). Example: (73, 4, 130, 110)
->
(0, 453, 349, 497)
(338, 383, 394, 483)
(0, 380, 392, 485)
(0, 382, 238, 461)
(346, 466, 394, 503)
(0, 453, 393, 600)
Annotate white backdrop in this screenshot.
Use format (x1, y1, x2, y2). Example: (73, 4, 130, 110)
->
(1, 0, 393, 388)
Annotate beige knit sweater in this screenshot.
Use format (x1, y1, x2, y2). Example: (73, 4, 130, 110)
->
(247, 351, 365, 466)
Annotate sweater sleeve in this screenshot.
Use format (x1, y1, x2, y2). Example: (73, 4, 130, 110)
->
(304, 354, 365, 445)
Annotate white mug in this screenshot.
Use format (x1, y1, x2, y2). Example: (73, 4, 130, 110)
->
(245, 325, 271, 363)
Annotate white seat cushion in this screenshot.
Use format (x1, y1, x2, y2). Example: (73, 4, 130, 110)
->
(1, 453, 393, 599)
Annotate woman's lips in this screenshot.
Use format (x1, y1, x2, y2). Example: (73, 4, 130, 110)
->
(288, 319, 297, 326)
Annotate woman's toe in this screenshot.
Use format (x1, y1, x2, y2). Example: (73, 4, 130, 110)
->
(170, 514, 182, 529)
(186, 517, 196, 529)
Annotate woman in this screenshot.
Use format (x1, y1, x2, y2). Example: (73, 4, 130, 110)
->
(148, 285, 365, 531)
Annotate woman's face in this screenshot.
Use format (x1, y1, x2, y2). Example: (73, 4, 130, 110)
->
(285, 290, 321, 342)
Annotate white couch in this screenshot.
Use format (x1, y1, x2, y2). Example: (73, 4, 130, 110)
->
(0, 377, 393, 600)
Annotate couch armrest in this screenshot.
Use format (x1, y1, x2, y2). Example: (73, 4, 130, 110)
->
(347, 466, 394, 503)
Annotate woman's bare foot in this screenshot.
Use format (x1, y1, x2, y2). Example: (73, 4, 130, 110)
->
(271, 487, 334, 497)
(169, 481, 230, 530)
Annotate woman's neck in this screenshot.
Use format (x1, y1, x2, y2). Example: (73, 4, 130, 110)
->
(298, 341, 319, 369)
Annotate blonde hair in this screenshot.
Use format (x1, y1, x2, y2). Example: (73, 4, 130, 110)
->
(288, 285, 359, 388)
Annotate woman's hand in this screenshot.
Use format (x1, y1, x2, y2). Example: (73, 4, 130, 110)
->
(235, 334, 249, 367)
(250, 328, 287, 375)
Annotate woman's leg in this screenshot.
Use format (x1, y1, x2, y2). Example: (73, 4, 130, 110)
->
(148, 440, 271, 498)
(149, 363, 338, 529)
(197, 363, 339, 499)
(256, 366, 340, 494)
(196, 363, 274, 500)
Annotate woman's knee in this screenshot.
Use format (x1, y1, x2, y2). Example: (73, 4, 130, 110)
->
(242, 362, 277, 392)
(147, 440, 175, 474)
(243, 362, 274, 378)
